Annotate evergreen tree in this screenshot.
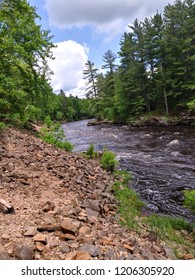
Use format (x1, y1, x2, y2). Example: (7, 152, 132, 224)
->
(83, 60, 99, 115)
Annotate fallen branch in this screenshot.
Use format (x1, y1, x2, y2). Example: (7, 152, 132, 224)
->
(0, 198, 14, 214)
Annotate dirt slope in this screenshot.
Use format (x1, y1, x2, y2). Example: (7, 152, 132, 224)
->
(0, 128, 176, 260)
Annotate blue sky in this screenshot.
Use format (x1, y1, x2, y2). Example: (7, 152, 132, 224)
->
(28, 0, 175, 97)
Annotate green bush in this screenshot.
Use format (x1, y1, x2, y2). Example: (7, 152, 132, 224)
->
(0, 122, 6, 131)
(100, 150, 118, 171)
(187, 99, 195, 113)
(40, 117, 73, 151)
(183, 189, 195, 213)
(86, 143, 98, 158)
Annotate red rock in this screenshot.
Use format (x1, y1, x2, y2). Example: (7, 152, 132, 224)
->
(36, 242, 46, 252)
(33, 233, 47, 244)
(61, 218, 80, 235)
(24, 226, 37, 237)
(65, 252, 77, 260)
(76, 251, 91, 260)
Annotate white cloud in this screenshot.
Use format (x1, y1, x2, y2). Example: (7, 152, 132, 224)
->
(44, 0, 175, 37)
(47, 40, 89, 97)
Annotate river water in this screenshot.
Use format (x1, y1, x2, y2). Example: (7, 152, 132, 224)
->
(62, 120, 195, 221)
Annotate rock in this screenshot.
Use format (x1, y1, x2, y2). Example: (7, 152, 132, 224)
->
(65, 252, 77, 260)
(152, 244, 162, 253)
(24, 226, 37, 237)
(1, 233, 10, 240)
(85, 208, 98, 223)
(77, 236, 95, 244)
(79, 244, 101, 257)
(37, 224, 60, 232)
(183, 253, 194, 260)
(167, 139, 180, 146)
(76, 251, 91, 260)
(35, 242, 46, 252)
(69, 242, 79, 249)
(123, 243, 135, 253)
(79, 226, 91, 235)
(177, 248, 186, 259)
(163, 245, 176, 259)
(61, 218, 80, 235)
(84, 199, 100, 212)
(100, 238, 116, 246)
(0, 243, 11, 260)
(140, 249, 154, 260)
(104, 248, 116, 260)
(33, 233, 47, 244)
(61, 245, 70, 254)
(42, 201, 55, 212)
(63, 233, 76, 241)
(42, 213, 57, 224)
(148, 231, 158, 243)
(14, 245, 35, 260)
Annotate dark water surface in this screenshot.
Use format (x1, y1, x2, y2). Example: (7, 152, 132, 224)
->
(62, 120, 195, 221)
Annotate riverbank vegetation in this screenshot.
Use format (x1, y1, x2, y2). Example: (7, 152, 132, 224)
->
(1, 0, 195, 128)
(83, 0, 195, 123)
(0, 0, 194, 258)
(0, 0, 91, 126)
(112, 170, 195, 257)
(39, 116, 73, 151)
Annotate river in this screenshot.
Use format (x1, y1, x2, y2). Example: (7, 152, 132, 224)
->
(62, 119, 195, 222)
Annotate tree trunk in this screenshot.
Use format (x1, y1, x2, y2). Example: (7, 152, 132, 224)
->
(163, 86, 169, 115)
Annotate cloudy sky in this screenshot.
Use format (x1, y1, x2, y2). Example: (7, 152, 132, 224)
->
(28, 0, 175, 97)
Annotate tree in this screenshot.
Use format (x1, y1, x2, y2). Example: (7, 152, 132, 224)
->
(0, 0, 55, 123)
(102, 50, 117, 74)
(98, 50, 118, 120)
(83, 60, 99, 116)
(83, 60, 99, 99)
(163, 0, 195, 112)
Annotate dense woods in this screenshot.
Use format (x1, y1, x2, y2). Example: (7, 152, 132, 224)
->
(0, 0, 90, 124)
(0, 0, 195, 125)
(84, 0, 195, 122)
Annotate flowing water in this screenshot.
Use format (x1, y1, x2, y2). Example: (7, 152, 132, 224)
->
(62, 120, 195, 221)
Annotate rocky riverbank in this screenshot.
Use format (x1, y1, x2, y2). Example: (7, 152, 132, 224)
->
(0, 128, 193, 260)
(87, 115, 195, 127)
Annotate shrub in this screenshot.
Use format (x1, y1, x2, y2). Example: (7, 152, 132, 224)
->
(40, 118, 73, 152)
(0, 122, 6, 131)
(187, 99, 195, 114)
(86, 143, 98, 158)
(183, 189, 195, 213)
(100, 150, 118, 171)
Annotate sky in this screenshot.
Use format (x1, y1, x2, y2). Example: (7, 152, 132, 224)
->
(28, 0, 175, 98)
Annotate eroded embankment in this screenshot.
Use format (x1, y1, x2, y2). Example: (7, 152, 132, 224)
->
(0, 128, 191, 260)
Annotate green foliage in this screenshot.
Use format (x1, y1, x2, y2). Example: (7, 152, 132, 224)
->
(0, 122, 6, 131)
(113, 171, 144, 228)
(57, 91, 94, 122)
(100, 150, 118, 171)
(0, 0, 55, 123)
(183, 189, 195, 213)
(147, 215, 193, 245)
(40, 117, 73, 151)
(113, 169, 132, 185)
(44, 115, 53, 128)
(187, 99, 195, 114)
(86, 0, 195, 122)
(86, 143, 98, 158)
(112, 168, 194, 249)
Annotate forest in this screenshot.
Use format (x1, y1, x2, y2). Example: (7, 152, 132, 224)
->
(0, 0, 195, 125)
